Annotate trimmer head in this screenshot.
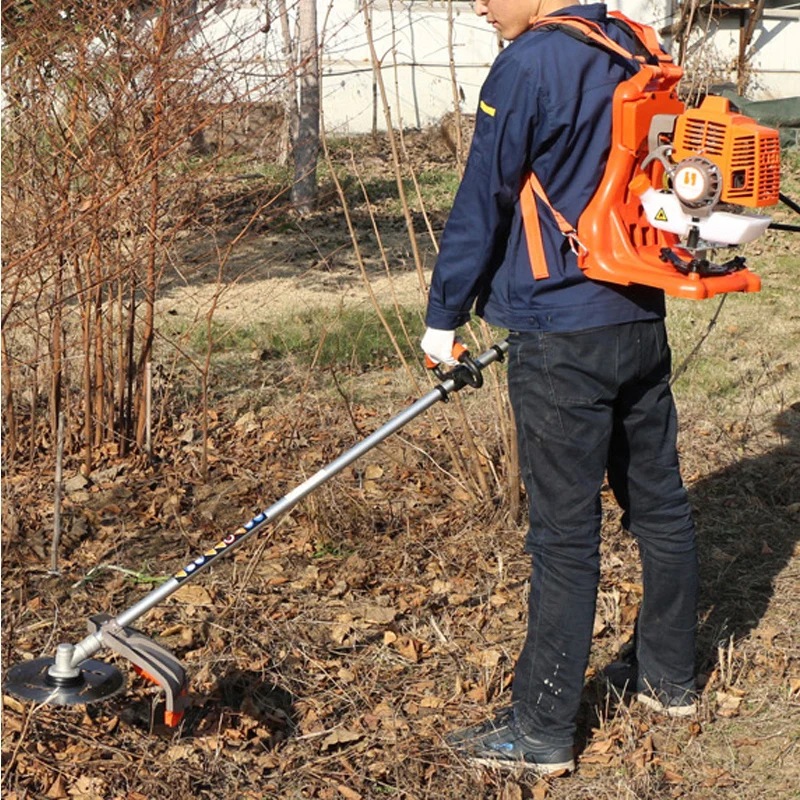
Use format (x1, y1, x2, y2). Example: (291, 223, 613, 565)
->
(3, 617, 189, 726)
(3, 655, 125, 707)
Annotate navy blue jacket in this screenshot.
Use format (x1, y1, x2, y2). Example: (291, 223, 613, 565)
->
(425, 4, 666, 333)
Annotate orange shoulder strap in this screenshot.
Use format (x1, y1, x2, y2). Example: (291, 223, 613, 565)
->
(520, 14, 651, 280)
(521, 171, 585, 280)
(527, 15, 638, 62)
(608, 11, 671, 63)
(520, 176, 549, 279)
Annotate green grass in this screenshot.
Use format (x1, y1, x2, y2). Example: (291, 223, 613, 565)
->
(372, 170, 462, 215)
(71, 564, 169, 589)
(177, 131, 462, 218)
(167, 305, 426, 371)
(665, 184, 799, 422)
(262, 305, 424, 368)
(312, 541, 355, 560)
(412, 169, 462, 211)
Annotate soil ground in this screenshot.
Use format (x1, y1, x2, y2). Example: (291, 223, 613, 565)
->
(2, 132, 799, 800)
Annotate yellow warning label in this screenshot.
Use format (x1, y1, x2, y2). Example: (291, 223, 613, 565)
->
(655, 208, 668, 222)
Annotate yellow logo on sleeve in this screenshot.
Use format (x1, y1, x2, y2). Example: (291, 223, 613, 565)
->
(480, 100, 496, 117)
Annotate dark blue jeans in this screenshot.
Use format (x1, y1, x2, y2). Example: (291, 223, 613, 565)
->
(507, 320, 697, 746)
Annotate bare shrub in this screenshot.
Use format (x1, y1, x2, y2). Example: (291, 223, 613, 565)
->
(1, 0, 291, 470)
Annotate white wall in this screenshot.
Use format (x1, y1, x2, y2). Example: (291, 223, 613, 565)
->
(320, 0, 493, 133)
(316, 0, 680, 133)
(194, 0, 799, 133)
(702, 11, 800, 99)
(610, 0, 800, 99)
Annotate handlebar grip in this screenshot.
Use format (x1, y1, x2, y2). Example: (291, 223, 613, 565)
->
(425, 340, 468, 370)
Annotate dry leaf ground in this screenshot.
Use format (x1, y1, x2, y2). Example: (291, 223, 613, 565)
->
(2, 135, 799, 800)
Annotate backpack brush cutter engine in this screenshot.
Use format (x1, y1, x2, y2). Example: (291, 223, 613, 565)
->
(3, 341, 507, 726)
(604, 94, 800, 294)
(631, 96, 780, 277)
(524, 12, 799, 300)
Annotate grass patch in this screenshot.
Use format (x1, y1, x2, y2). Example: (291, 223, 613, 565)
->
(665, 160, 800, 417)
(331, 167, 461, 217)
(263, 305, 426, 368)
(312, 541, 355, 560)
(167, 304, 427, 371)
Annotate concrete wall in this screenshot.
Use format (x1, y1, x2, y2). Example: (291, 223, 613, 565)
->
(315, 0, 677, 133)
(195, 0, 800, 133)
(700, 8, 800, 99)
(320, 0, 492, 133)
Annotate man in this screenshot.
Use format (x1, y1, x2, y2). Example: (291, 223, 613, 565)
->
(421, 0, 698, 775)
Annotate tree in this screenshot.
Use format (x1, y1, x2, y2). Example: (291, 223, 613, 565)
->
(290, 0, 319, 214)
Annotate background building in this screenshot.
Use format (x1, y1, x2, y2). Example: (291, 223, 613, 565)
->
(194, 0, 800, 134)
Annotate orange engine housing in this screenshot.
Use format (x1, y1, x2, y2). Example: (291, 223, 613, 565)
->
(523, 12, 778, 300)
(672, 95, 781, 208)
(576, 69, 763, 299)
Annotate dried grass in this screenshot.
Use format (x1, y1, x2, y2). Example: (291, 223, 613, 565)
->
(3, 121, 799, 800)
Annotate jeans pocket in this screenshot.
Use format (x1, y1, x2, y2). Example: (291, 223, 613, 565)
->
(539, 329, 615, 406)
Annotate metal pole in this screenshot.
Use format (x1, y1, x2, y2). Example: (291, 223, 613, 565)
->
(70, 341, 508, 666)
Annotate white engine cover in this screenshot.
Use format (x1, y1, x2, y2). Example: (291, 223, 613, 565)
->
(636, 186, 772, 246)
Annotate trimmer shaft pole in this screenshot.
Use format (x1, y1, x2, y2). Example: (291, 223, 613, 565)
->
(68, 341, 508, 668)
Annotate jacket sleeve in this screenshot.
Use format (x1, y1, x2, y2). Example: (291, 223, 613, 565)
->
(424, 53, 541, 330)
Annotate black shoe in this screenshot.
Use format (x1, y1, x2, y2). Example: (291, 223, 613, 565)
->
(602, 658, 697, 719)
(601, 657, 638, 698)
(446, 707, 575, 774)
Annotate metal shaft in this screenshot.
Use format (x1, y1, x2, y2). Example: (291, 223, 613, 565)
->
(70, 341, 508, 667)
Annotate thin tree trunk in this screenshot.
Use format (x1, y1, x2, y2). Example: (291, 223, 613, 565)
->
(50, 253, 65, 439)
(277, 0, 299, 167)
(136, 5, 168, 447)
(71, 251, 93, 473)
(200, 253, 226, 481)
(121, 270, 137, 457)
(507, 411, 521, 523)
(105, 239, 116, 442)
(737, 0, 766, 95)
(677, 0, 698, 66)
(291, 0, 319, 214)
(116, 271, 125, 432)
(1, 265, 23, 459)
(360, 0, 426, 296)
(2, 329, 17, 456)
(145, 361, 152, 456)
(387, 0, 441, 256)
(28, 282, 46, 469)
(50, 412, 65, 575)
(447, 0, 464, 176)
(81, 298, 93, 472)
(92, 237, 105, 449)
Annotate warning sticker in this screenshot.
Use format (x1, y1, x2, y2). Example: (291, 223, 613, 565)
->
(655, 208, 668, 222)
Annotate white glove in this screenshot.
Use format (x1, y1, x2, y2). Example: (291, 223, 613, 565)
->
(421, 327, 459, 367)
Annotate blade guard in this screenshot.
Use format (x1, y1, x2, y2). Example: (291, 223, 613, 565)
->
(88, 613, 189, 727)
